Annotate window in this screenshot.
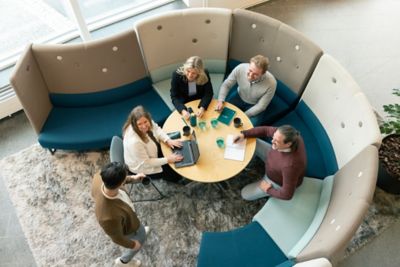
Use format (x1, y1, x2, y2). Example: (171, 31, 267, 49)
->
(0, 0, 174, 70)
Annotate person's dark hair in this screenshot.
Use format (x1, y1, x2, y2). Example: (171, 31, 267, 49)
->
(100, 162, 127, 189)
(277, 125, 300, 151)
(122, 105, 153, 142)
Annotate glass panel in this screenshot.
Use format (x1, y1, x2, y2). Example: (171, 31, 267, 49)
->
(0, 1, 74, 62)
(0, 0, 164, 68)
(79, 0, 150, 21)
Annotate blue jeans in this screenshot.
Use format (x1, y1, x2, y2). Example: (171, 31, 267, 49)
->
(120, 224, 147, 263)
(226, 90, 266, 126)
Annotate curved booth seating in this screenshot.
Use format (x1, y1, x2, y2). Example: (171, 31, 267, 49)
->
(10, 30, 170, 151)
(135, 8, 232, 110)
(198, 145, 379, 267)
(274, 54, 381, 179)
(10, 7, 381, 267)
(227, 9, 323, 125)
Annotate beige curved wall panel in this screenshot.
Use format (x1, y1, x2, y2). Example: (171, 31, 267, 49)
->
(32, 30, 147, 94)
(301, 54, 381, 168)
(297, 145, 378, 262)
(135, 8, 231, 83)
(10, 45, 52, 133)
(230, 9, 322, 96)
(229, 9, 281, 63)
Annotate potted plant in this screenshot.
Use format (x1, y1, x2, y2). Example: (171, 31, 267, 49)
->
(377, 88, 400, 194)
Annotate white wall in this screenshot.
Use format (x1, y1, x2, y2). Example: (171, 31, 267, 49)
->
(0, 95, 22, 120)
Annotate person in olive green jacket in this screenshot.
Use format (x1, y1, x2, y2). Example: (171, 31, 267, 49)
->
(92, 162, 148, 267)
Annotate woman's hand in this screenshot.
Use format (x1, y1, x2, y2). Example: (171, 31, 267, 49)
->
(166, 139, 182, 149)
(181, 109, 190, 120)
(196, 107, 205, 118)
(167, 152, 183, 163)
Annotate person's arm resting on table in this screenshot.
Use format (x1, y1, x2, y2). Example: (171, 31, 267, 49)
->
(170, 72, 190, 119)
(216, 66, 239, 111)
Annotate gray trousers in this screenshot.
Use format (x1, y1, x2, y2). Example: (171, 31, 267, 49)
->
(120, 224, 147, 263)
(241, 139, 281, 201)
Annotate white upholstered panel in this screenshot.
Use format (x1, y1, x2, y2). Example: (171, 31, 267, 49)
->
(135, 8, 231, 83)
(300, 54, 381, 168)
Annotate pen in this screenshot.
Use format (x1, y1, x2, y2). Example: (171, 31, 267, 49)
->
(181, 117, 189, 127)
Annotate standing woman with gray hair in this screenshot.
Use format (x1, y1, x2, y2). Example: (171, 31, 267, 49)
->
(170, 56, 214, 119)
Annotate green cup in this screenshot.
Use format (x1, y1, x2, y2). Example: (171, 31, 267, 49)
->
(216, 137, 225, 148)
(210, 118, 218, 129)
(198, 120, 207, 131)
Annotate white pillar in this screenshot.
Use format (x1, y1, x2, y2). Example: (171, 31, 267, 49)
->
(62, 0, 92, 42)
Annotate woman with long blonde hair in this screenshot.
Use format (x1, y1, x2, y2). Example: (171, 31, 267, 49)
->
(170, 56, 213, 119)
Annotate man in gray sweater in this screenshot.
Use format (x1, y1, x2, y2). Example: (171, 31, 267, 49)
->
(215, 55, 277, 126)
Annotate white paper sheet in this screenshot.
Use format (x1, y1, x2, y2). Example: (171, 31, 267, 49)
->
(224, 134, 246, 161)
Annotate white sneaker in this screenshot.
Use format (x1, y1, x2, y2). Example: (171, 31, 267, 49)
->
(144, 226, 150, 235)
(114, 258, 141, 267)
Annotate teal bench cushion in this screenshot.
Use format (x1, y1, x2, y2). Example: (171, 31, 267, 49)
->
(253, 176, 333, 258)
(39, 87, 170, 151)
(197, 221, 289, 267)
(49, 78, 151, 108)
(274, 100, 338, 179)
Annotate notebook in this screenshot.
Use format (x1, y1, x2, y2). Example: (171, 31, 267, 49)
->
(172, 130, 200, 168)
(224, 134, 246, 161)
(217, 107, 236, 125)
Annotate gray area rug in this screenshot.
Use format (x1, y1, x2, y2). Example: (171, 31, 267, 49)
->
(0, 144, 399, 267)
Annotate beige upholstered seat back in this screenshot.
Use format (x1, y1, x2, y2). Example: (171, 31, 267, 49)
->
(135, 8, 231, 83)
(300, 54, 381, 168)
(229, 9, 323, 96)
(229, 9, 280, 63)
(297, 145, 379, 263)
(10, 45, 52, 134)
(32, 29, 147, 94)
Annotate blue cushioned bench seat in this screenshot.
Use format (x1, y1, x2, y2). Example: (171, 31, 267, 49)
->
(39, 78, 170, 151)
(253, 176, 334, 259)
(197, 221, 291, 267)
(273, 100, 338, 179)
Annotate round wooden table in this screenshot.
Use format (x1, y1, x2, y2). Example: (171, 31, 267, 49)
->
(161, 99, 256, 183)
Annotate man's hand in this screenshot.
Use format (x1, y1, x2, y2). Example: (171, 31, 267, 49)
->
(233, 133, 245, 143)
(126, 173, 145, 184)
(259, 180, 272, 193)
(215, 101, 224, 112)
(132, 240, 142, 250)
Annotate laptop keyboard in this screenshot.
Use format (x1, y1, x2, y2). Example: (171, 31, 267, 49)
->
(173, 142, 192, 164)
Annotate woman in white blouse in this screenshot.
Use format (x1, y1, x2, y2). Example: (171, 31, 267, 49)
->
(123, 105, 183, 183)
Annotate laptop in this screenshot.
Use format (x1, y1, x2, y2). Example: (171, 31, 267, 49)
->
(172, 130, 200, 168)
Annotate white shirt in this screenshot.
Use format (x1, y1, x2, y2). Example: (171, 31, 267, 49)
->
(123, 120, 170, 174)
(188, 81, 197, 96)
(101, 184, 135, 212)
